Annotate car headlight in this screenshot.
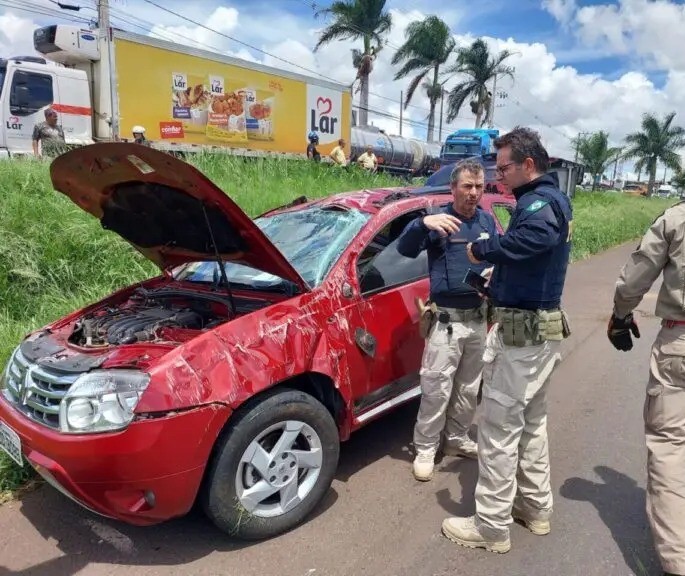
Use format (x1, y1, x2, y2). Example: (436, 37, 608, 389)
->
(59, 370, 150, 434)
(0, 346, 19, 391)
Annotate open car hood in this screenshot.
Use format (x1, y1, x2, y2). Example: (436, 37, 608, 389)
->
(50, 143, 310, 292)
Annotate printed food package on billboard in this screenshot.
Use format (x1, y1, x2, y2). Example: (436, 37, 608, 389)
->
(114, 38, 351, 155)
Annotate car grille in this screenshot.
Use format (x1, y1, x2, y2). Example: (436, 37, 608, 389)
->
(3, 348, 80, 430)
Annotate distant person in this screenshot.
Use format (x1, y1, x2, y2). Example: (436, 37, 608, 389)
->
(307, 131, 321, 162)
(32, 108, 66, 158)
(357, 144, 378, 172)
(329, 138, 347, 167)
(132, 125, 150, 146)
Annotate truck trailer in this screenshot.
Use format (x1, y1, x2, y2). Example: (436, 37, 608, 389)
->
(1, 25, 352, 159)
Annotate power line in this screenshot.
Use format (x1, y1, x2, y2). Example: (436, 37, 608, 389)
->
(0, 0, 92, 23)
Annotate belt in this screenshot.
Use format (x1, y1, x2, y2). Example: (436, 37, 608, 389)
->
(436, 306, 485, 324)
(662, 319, 685, 328)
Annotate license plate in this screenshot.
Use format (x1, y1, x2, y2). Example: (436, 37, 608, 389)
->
(0, 420, 23, 467)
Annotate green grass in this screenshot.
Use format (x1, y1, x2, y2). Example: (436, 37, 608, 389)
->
(0, 155, 677, 498)
(570, 191, 675, 260)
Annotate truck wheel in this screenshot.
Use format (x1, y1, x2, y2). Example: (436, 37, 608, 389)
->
(202, 388, 340, 540)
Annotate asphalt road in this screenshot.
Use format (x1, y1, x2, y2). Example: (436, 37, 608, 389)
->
(0, 241, 666, 576)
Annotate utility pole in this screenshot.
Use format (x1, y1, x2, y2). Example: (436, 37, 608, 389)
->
(97, 0, 119, 140)
(97, 0, 110, 30)
(574, 131, 590, 163)
(399, 90, 403, 137)
(438, 89, 444, 142)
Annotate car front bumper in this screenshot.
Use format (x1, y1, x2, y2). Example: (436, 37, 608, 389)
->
(0, 395, 231, 525)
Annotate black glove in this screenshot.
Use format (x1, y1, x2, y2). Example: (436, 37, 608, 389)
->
(607, 312, 640, 351)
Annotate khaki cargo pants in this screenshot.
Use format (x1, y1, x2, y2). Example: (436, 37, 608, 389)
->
(645, 324, 685, 575)
(413, 314, 486, 453)
(474, 324, 562, 535)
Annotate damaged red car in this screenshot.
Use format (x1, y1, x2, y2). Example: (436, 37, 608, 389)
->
(0, 143, 514, 540)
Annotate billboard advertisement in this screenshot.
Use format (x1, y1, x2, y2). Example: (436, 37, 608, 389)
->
(114, 38, 351, 156)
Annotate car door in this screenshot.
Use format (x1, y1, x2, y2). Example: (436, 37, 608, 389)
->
(6, 67, 57, 154)
(339, 206, 443, 424)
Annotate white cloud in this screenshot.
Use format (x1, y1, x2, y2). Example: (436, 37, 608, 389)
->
(4, 0, 685, 179)
(0, 12, 49, 56)
(542, 0, 578, 26)
(557, 0, 685, 71)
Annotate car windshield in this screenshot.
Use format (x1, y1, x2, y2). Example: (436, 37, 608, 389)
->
(444, 142, 480, 156)
(172, 206, 370, 291)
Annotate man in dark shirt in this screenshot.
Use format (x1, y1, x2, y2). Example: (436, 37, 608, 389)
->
(397, 158, 498, 482)
(441, 126, 573, 554)
(306, 131, 321, 162)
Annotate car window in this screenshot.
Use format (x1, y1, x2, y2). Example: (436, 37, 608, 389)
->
(173, 206, 371, 290)
(357, 209, 429, 295)
(492, 203, 513, 231)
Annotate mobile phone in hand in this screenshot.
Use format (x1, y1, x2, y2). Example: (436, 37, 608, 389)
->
(463, 268, 489, 296)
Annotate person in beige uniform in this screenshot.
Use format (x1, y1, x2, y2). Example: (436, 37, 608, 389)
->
(608, 201, 685, 576)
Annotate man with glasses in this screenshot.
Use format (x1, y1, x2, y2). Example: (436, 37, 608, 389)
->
(397, 158, 497, 481)
(440, 126, 573, 554)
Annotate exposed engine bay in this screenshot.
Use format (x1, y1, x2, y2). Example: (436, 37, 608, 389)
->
(69, 286, 269, 348)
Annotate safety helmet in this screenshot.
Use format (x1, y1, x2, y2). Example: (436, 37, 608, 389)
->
(132, 125, 146, 134)
(308, 130, 319, 143)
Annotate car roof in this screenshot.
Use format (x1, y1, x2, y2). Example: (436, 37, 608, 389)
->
(259, 186, 515, 219)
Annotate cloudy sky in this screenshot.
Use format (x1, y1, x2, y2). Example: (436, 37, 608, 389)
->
(5, 0, 685, 180)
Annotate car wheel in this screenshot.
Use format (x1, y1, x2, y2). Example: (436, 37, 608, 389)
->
(202, 388, 340, 540)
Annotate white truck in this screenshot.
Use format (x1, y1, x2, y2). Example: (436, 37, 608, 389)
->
(1, 24, 352, 159)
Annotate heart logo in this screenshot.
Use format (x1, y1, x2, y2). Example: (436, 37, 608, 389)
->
(316, 97, 332, 115)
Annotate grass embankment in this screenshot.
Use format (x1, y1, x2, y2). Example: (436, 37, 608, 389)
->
(0, 155, 676, 497)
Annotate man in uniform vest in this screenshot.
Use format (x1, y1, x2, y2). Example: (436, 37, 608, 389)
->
(608, 201, 685, 576)
(441, 126, 573, 553)
(397, 158, 498, 481)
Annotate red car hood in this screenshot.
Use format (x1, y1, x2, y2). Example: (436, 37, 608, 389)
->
(50, 143, 310, 292)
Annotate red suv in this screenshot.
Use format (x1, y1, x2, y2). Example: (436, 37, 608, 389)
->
(0, 144, 514, 540)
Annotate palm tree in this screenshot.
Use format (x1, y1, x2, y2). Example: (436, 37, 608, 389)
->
(623, 111, 685, 196)
(313, 0, 392, 127)
(672, 169, 685, 193)
(577, 131, 622, 191)
(390, 15, 455, 142)
(443, 38, 515, 128)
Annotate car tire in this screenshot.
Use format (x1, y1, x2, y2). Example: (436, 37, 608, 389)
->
(202, 388, 340, 540)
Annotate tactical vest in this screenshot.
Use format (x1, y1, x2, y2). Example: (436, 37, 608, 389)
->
(427, 206, 494, 309)
(489, 185, 573, 310)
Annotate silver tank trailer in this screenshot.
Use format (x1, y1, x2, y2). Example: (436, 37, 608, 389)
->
(350, 126, 440, 176)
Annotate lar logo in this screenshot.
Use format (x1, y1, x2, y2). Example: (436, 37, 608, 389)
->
(6, 116, 22, 130)
(306, 84, 342, 143)
(172, 73, 188, 91)
(209, 76, 224, 96)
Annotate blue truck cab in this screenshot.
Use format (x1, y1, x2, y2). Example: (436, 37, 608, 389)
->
(440, 129, 500, 164)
